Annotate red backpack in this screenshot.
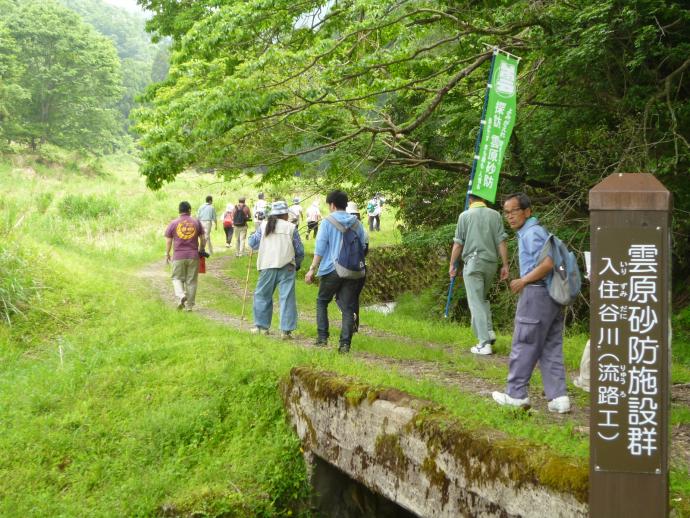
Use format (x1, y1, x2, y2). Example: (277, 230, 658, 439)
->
(223, 211, 233, 228)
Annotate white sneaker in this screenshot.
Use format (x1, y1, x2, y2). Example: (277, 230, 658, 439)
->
(548, 395, 572, 414)
(471, 342, 493, 355)
(492, 391, 530, 408)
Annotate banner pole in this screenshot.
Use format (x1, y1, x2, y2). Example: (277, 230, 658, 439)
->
(445, 51, 498, 319)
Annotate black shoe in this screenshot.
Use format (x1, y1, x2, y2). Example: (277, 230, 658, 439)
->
(338, 343, 351, 354)
(314, 339, 328, 347)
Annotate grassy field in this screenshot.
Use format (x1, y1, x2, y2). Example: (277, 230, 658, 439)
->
(0, 149, 688, 515)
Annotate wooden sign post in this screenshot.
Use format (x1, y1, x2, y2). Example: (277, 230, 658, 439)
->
(589, 173, 671, 517)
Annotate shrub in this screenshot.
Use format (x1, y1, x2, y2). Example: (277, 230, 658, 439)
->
(58, 194, 117, 219)
(0, 242, 40, 324)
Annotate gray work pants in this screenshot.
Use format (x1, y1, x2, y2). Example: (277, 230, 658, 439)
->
(506, 285, 567, 400)
(463, 257, 496, 344)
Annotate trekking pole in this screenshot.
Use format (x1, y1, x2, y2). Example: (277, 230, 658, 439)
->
(241, 248, 254, 324)
(444, 266, 458, 318)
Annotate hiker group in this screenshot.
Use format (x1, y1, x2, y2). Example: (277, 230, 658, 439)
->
(164, 190, 369, 354)
(165, 188, 580, 412)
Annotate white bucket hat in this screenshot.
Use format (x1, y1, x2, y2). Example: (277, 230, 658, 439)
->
(346, 201, 359, 215)
(269, 201, 289, 215)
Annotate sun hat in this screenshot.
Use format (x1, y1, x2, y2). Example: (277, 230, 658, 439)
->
(269, 201, 289, 215)
(346, 201, 359, 215)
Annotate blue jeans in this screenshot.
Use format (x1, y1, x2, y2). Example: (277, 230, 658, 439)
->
(316, 271, 361, 346)
(252, 264, 297, 331)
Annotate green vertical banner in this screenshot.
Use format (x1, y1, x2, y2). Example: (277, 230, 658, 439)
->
(470, 52, 518, 203)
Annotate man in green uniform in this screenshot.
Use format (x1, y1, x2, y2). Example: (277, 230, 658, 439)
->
(449, 194, 509, 355)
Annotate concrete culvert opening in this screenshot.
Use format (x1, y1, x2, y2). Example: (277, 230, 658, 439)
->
(311, 455, 419, 518)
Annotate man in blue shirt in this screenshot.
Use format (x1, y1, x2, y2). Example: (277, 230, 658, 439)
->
(197, 195, 217, 255)
(492, 192, 571, 413)
(305, 190, 367, 353)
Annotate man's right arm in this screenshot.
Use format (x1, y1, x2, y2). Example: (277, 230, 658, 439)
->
(498, 241, 509, 281)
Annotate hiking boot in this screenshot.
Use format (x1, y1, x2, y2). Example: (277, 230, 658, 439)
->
(177, 296, 187, 310)
(338, 343, 351, 354)
(548, 395, 572, 414)
(492, 391, 530, 409)
(314, 339, 328, 347)
(250, 326, 268, 335)
(280, 330, 293, 340)
(471, 342, 493, 355)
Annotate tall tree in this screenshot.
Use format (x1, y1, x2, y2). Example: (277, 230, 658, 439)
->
(133, 0, 690, 278)
(3, 1, 123, 151)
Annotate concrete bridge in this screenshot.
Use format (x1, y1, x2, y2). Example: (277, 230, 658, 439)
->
(282, 366, 589, 518)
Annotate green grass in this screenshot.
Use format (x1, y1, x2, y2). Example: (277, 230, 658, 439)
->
(1, 150, 689, 515)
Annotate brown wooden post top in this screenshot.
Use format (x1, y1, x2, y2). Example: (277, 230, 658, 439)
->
(589, 173, 671, 211)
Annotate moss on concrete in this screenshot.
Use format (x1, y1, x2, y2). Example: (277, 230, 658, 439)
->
(374, 433, 409, 480)
(283, 367, 589, 504)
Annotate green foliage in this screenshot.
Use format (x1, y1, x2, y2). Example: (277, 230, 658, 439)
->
(133, 0, 690, 287)
(58, 0, 169, 125)
(1, 1, 124, 152)
(58, 194, 117, 219)
(0, 241, 40, 324)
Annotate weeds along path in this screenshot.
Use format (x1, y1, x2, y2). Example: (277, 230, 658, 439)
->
(138, 254, 690, 466)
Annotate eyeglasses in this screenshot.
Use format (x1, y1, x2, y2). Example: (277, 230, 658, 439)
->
(503, 208, 524, 217)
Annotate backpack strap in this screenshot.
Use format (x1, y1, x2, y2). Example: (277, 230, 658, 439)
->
(326, 215, 362, 234)
(326, 215, 347, 233)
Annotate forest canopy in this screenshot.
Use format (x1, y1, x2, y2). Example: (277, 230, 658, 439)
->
(0, 0, 167, 151)
(133, 0, 690, 281)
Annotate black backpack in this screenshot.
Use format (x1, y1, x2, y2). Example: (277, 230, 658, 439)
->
(233, 205, 247, 226)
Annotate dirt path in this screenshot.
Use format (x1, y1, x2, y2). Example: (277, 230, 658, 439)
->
(138, 253, 690, 467)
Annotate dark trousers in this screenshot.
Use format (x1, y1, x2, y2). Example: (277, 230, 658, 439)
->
(317, 271, 361, 346)
(306, 221, 319, 239)
(368, 215, 380, 231)
(337, 277, 365, 332)
(223, 225, 234, 244)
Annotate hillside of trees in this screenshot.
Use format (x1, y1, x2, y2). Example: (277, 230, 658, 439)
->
(0, 0, 166, 151)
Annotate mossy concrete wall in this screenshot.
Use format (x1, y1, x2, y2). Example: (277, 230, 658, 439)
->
(281, 367, 589, 518)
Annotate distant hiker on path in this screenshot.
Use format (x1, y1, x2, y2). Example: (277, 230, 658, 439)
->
(305, 200, 321, 240)
(366, 193, 382, 232)
(248, 201, 304, 339)
(492, 193, 571, 414)
(449, 193, 509, 355)
(253, 192, 268, 230)
(165, 201, 206, 312)
(233, 197, 252, 257)
(197, 195, 217, 255)
(222, 203, 234, 248)
(305, 190, 367, 353)
(288, 197, 303, 225)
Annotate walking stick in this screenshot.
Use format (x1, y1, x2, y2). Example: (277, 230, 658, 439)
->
(444, 267, 458, 318)
(241, 248, 254, 323)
